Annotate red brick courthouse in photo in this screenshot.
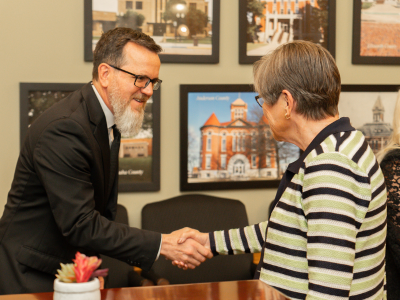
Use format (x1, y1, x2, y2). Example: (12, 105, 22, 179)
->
(197, 97, 278, 180)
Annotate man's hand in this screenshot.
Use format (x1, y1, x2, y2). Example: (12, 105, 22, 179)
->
(160, 228, 212, 270)
(171, 228, 212, 269)
(177, 228, 210, 248)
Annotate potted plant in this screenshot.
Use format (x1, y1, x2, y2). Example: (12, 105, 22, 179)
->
(53, 252, 108, 300)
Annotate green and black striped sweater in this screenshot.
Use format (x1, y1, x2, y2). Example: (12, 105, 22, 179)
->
(210, 118, 387, 300)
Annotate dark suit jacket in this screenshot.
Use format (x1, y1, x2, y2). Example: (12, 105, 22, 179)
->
(0, 83, 161, 294)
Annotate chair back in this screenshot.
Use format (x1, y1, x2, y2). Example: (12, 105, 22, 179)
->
(141, 194, 253, 284)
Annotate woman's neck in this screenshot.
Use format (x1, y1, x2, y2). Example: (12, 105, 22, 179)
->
(287, 115, 339, 151)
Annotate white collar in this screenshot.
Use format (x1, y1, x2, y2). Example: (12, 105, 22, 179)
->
(91, 83, 114, 129)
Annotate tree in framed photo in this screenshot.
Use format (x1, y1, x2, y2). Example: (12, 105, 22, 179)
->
(239, 0, 336, 64)
(116, 10, 145, 31)
(246, 0, 267, 43)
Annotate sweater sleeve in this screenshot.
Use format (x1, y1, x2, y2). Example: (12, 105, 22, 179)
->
(209, 221, 268, 256)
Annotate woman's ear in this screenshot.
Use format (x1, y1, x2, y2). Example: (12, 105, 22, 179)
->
(282, 90, 295, 116)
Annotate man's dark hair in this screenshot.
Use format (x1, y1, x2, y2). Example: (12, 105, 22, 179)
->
(92, 27, 162, 80)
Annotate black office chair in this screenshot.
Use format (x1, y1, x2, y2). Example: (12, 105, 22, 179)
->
(141, 194, 254, 284)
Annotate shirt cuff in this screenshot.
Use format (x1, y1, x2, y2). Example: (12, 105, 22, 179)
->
(156, 234, 162, 260)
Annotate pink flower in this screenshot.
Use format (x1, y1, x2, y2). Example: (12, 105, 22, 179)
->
(73, 252, 103, 283)
(56, 252, 108, 283)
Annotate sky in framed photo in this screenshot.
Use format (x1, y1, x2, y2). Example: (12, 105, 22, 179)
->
(359, 1, 400, 57)
(92, 0, 214, 56)
(245, 0, 330, 56)
(187, 91, 299, 182)
(338, 91, 397, 129)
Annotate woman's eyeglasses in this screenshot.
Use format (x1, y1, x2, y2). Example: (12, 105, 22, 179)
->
(255, 95, 265, 108)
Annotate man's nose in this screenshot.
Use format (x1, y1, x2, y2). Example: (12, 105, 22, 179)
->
(140, 84, 153, 97)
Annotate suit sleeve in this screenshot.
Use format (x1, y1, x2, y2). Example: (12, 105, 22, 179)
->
(33, 118, 161, 270)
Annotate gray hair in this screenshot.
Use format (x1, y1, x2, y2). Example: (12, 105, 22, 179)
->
(253, 40, 341, 120)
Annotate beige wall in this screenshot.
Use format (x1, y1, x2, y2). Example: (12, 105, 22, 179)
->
(0, 0, 399, 230)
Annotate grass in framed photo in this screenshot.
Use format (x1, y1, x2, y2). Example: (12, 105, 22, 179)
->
(239, 0, 336, 64)
(338, 85, 400, 154)
(352, 0, 400, 65)
(84, 0, 220, 64)
(180, 84, 300, 191)
(20, 82, 160, 192)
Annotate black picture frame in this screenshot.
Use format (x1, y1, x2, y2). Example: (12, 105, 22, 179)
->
(352, 1, 400, 65)
(20, 82, 160, 192)
(341, 84, 400, 94)
(180, 84, 301, 191)
(239, 0, 336, 64)
(84, 0, 220, 64)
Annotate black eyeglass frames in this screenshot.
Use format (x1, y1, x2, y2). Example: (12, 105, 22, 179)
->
(108, 64, 162, 91)
(255, 95, 265, 108)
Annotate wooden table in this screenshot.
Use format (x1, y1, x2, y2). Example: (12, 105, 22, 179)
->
(0, 280, 290, 300)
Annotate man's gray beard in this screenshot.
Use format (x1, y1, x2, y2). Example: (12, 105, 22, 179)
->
(109, 88, 146, 137)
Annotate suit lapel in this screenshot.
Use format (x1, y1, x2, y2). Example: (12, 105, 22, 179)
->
(81, 83, 111, 203)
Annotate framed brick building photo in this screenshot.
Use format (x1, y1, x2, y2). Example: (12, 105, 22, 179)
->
(180, 84, 300, 191)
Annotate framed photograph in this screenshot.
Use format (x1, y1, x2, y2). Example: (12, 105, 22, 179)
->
(239, 0, 336, 64)
(352, 0, 400, 65)
(180, 84, 300, 191)
(339, 85, 400, 154)
(20, 82, 160, 192)
(84, 0, 220, 64)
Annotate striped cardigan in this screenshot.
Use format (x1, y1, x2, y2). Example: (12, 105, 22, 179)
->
(210, 118, 387, 300)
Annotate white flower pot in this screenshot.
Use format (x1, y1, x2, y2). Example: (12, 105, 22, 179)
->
(53, 277, 100, 300)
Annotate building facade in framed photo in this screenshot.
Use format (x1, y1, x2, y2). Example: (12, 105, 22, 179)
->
(20, 83, 160, 192)
(85, 0, 220, 63)
(352, 0, 400, 64)
(197, 99, 280, 180)
(339, 85, 400, 154)
(239, 0, 336, 64)
(180, 84, 300, 191)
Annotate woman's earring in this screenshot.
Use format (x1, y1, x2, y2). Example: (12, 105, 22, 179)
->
(285, 112, 291, 120)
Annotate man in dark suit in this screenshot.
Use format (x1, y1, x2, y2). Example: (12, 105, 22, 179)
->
(0, 28, 211, 294)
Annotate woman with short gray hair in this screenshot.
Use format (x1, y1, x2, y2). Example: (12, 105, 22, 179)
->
(177, 41, 387, 300)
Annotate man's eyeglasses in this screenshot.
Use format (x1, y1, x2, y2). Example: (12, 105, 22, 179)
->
(108, 64, 162, 91)
(255, 95, 266, 108)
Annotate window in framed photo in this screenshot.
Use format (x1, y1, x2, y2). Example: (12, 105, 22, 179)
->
(239, 0, 336, 64)
(352, 0, 400, 65)
(84, 0, 220, 64)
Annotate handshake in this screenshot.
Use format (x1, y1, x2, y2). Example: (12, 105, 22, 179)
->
(160, 228, 212, 270)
